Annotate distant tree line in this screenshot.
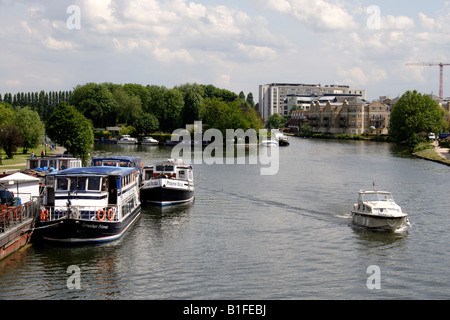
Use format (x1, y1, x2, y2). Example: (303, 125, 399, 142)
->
(0, 90, 72, 121)
(0, 82, 260, 163)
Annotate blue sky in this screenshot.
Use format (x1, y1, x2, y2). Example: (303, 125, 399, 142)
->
(1, 0, 450, 101)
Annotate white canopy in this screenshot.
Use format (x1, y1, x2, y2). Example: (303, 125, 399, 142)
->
(0, 172, 40, 203)
(0, 172, 40, 183)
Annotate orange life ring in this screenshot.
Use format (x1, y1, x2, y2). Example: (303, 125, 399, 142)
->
(107, 208, 115, 221)
(97, 209, 106, 221)
(40, 208, 49, 221)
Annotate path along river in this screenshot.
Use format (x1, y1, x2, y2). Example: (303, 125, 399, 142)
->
(0, 137, 449, 299)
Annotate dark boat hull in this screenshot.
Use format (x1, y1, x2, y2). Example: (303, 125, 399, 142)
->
(141, 186, 194, 206)
(34, 207, 140, 244)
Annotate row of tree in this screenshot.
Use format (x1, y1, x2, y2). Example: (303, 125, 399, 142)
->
(0, 82, 260, 163)
(1, 90, 72, 121)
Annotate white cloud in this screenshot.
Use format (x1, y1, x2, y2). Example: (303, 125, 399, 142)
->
(266, 0, 358, 31)
(381, 15, 414, 30)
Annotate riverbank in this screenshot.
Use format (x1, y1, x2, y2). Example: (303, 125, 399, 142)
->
(413, 141, 450, 166)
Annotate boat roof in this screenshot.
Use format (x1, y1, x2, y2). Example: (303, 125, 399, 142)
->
(358, 190, 391, 194)
(91, 156, 141, 162)
(47, 166, 137, 177)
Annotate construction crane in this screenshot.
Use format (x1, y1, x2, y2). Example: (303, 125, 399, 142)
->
(405, 62, 450, 98)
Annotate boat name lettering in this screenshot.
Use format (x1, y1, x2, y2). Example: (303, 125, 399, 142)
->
(81, 223, 108, 229)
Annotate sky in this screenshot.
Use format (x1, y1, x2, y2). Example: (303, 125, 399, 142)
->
(1, 0, 450, 102)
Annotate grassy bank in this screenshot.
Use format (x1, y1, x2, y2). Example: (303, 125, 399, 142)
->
(0, 145, 60, 171)
(413, 142, 450, 166)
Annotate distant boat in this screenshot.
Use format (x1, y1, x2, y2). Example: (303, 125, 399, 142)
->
(351, 189, 409, 230)
(34, 166, 141, 244)
(274, 132, 290, 146)
(140, 136, 159, 145)
(117, 135, 138, 144)
(141, 159, 194, 206)
(260, 140, 279, 147)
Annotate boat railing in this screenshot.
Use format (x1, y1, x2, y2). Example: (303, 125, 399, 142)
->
(0, 199, 39, 233)
(40, 205, 119, 222)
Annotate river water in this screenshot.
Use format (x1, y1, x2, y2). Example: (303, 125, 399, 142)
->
(0, 137, 449, 300)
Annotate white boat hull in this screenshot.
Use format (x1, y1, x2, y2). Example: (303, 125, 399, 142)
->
(351, 212, 409, 230)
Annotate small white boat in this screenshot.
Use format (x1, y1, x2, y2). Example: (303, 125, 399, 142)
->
(140, 137, 159, 145)
(274, 131, 289, 146)
(351, 189, 409, 230)
(260, 140, 279, 147)
(117, 135, 138, 144)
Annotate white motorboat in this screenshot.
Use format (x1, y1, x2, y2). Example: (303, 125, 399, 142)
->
(140, 136, 159, 145)
(351, 190, 409, 230)
(274, 131, 289, 146)
(117, 135, 138, 144)
(260, 140, 279, 147)
(141, 159, 194, 206)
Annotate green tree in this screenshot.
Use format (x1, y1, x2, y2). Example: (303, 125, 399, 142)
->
(110, 85, 143, 126)
(46, 102, 94, 164)
(0, 102, 15, 126)
(71, 83, 118, 128)
(175, 83, 205, 125)
(265, 113, 287, 130)
(135, 113, 159, 135)
(15, 106, 45, 154)
(246, 92, 255, 108)
(390, 90, 447, 150)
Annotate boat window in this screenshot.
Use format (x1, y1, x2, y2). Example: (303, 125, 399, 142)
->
(56, 178, 68, 191)
(69, 177, 87, 191)
(164, 165, 174, 171)
(29, 159, 39, 169)
(59, 160, 68, 170)
(49, 160, 57, 168)
(156, 165, 165, 171)
(145, 170, 153, 180)
(40, 160, 48, 167)
(88, 177, 101, 191)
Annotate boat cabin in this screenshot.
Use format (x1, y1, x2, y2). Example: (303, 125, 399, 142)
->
(43, 166, 140, 221)
(91, 156, 142, 169)
(27, 155, 82, 171)
(143, 159, 193, 182)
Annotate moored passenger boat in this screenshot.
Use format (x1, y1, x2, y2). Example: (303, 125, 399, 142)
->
(141, 159, 194, 206)
(91, 156, 142, 169)
(34, 166, 141, 244)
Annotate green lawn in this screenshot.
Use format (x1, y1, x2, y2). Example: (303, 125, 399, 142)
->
(0, 145, 59, 170)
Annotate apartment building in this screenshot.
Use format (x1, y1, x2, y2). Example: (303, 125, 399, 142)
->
(308, 97, 391, 135)
(258, 83, 366, 121)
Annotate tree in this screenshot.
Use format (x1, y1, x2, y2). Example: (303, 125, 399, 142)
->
(46, 102, 94, 164)
(15, 106, 45, 154)
(135, 113, 159, 135)
(265, 113, 287, 130)
(246, 92, 255, 108)
(0, 125, 22, 159)
(70, 83, 118, 128)
(390, 90, 447, 150)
